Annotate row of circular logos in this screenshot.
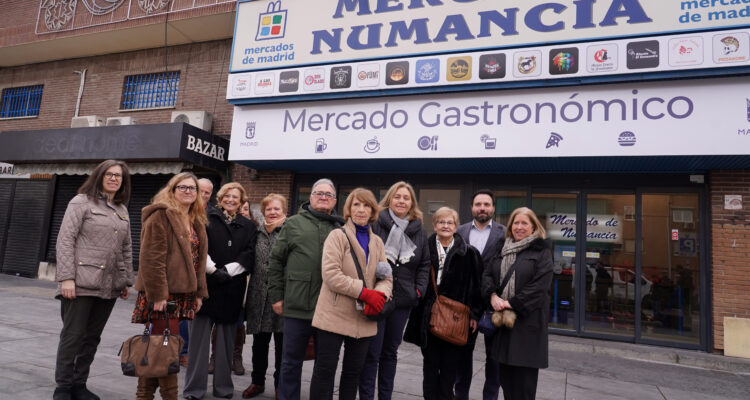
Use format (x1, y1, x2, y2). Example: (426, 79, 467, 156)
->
(229, 30, 749, 99)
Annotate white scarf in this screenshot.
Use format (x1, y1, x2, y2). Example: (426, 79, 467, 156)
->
(384, 209, 417, 265)
(435, 236, 454, 285)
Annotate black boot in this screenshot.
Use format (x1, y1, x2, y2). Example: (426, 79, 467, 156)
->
(52, 387, 72, 400)
(71, 383, 100, 400)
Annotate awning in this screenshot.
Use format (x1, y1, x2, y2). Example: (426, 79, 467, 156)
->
(12, 162, 187, 176)
(0, 122, 229, 171)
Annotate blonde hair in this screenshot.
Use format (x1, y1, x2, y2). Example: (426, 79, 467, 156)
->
(215, 182, 248, 206)
(151, 172, 207, 227)
(261, 193, 288, 216)
(379, 181, 423, 222)
(432, 207, 459, 227)
(507, 207, 546, 240)
(343, 188, 379, 224)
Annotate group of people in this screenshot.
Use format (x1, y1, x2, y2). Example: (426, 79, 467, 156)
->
(52, 159, 554, 400)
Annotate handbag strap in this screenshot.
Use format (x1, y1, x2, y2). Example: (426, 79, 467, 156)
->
(340, 227, 368, 289)
(496, 258, 522, 297)
(430, 265, 439, 295)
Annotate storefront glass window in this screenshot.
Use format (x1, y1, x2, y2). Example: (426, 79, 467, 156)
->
(419, 188, 461, 235)
(491, 190, 527, 227)
(582, 194, 636, 337)
(641, 194, 700, 344)
(532, 193, 577, 331)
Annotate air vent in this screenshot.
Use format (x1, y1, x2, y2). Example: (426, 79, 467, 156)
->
(171, 111, 212, 131)
(106, 117, 136, 126)
(71, 116, 104, 128)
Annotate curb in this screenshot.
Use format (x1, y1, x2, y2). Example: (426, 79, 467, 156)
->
(550, 335, 750, 375)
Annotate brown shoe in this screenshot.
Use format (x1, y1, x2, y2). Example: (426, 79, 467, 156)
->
(207, 353, 214, 374)
(233, 325, 246, 375)
(241, 384, 264, 399)
(179, 355, 188, 367)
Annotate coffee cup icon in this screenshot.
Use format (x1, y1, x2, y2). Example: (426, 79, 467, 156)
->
(364, 137, 380, 153)
(315, 138, 328, 153)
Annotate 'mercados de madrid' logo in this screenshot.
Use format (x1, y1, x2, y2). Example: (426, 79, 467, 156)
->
(256, 0, 287, 41)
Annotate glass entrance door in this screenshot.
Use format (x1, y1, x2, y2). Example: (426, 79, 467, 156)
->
(532, 193, 578, 331)
(582, 194, 636, 338)
(640, 194, 701, 345)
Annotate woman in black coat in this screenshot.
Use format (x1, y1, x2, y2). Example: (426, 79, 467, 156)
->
(481, 207, 553, 400)
(403, 207, 482, 400)
(184, 182, 256, 400)
(359, 181, 431, 400)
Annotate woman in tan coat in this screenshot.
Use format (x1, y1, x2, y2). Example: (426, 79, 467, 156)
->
(310, 188, 393, 400)
(132, 172, 208, 400)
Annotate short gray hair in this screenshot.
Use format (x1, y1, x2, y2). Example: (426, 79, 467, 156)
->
(312, 178, 336, 196)
(197, 178, 214, 189)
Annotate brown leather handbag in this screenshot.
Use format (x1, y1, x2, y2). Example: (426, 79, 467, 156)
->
(428, 267, 470, 346)
(119, 312, 184, 378)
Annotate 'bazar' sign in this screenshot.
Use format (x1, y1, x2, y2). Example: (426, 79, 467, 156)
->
(231, 0, 750, 72)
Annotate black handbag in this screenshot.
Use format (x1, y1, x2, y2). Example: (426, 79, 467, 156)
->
(341, 228, 395, 321)
(477, 310, 496, 335)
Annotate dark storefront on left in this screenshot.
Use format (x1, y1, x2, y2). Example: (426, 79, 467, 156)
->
(0, 122, 229, 278)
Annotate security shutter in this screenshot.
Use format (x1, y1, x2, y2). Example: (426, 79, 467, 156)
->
(46, 175, 86, 262)
(0, 181, 15, 273)
(128, 174, 170, 270)
(2, 180, 52, 277)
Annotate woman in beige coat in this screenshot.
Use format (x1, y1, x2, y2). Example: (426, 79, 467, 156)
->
(310, 188, 393, 400)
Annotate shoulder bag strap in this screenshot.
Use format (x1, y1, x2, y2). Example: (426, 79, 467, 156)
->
(496, 257, 521, 296)
(430, 265, 438, 295)
(340, 228, 367, 289)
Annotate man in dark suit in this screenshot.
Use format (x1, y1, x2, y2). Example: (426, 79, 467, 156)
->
(454, 190, 506, 400)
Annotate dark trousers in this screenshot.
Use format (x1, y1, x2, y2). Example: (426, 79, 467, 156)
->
(55, 296, 116, 388)
(179, 320, 190, 356)
(310, 329, 372, 400)
(497, 363, 539, 400)
(251, 331, 283, 388)
(421, 333, 463, 400)
(359, 306, 410, 400)
(278, 317, 316, 400)
(454, 332, 501, 400)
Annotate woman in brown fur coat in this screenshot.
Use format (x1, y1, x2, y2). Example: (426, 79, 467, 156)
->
(132, 172, 209, 400)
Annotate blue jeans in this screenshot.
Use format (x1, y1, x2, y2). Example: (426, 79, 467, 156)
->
(277, 317, 316, 400)
(454, 332, 501, 400)
(358, 307, 411, 400)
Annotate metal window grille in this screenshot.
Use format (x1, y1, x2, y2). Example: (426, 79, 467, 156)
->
(0, 85, 44, 118)
(121, 71, 180, 110)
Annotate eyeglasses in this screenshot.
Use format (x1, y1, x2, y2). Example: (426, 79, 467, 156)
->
(436, 220, 456, 227)
(175, 185, 198, 193)
(104, 172, 122, 180)
(312, 191, 336, 199)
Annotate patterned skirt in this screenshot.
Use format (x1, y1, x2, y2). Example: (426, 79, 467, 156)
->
(131, 291, 199, 323)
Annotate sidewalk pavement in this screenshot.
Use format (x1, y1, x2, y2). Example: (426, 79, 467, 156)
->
(1, 274, 748, 400)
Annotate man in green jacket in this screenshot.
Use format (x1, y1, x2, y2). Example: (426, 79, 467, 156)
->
(267, 178, 344, 400)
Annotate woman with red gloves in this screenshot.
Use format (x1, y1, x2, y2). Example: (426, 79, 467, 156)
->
(309, 188, 393, 400)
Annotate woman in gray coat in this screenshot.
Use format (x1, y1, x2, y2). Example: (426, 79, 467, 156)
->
(53, 160, 134, 400)
(242, 194, 288, 399)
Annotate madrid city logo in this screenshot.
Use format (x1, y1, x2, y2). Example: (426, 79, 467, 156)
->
(245, 122, 256, 139)
(255, 0, 287, 41)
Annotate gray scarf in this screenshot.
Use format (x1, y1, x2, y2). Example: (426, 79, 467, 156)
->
(499, 234, 538, 300)
(384, 209, 416, 264)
